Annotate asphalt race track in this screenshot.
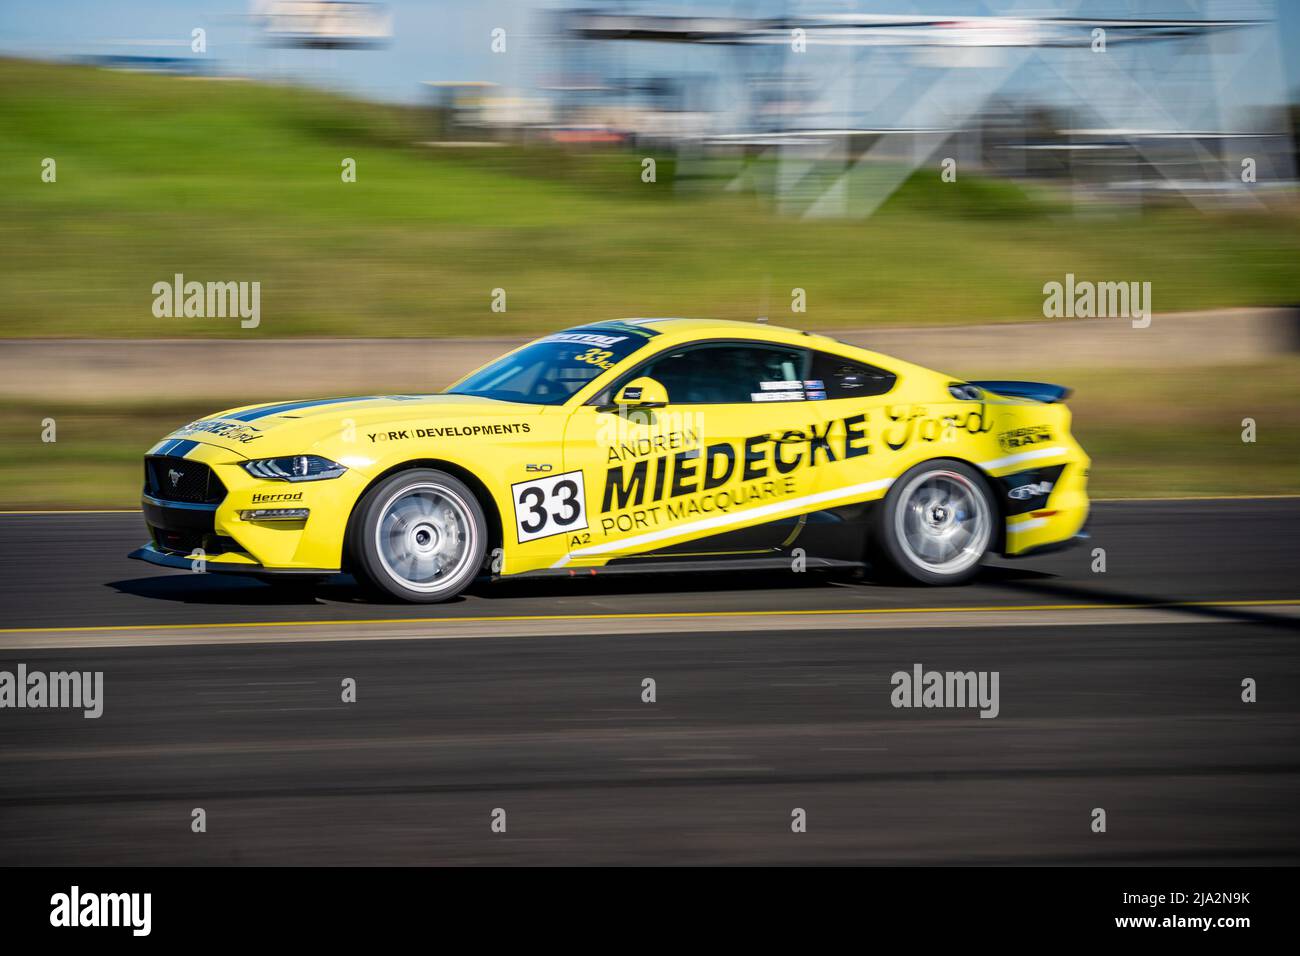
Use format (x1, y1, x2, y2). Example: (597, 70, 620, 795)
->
(0, 499, 1297, 864)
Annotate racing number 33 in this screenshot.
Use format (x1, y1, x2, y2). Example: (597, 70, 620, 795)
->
(512, 470, 589, 543)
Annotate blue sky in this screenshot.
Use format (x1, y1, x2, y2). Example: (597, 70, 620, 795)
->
(2, 0, 1296, 109)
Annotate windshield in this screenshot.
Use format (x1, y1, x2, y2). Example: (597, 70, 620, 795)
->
(446, 327, 655, 405)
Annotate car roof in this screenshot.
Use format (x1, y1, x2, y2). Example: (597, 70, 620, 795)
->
(578, 316, 823, 345)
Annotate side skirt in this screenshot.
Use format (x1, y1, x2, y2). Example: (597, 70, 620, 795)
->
(495, 555, 865, 581)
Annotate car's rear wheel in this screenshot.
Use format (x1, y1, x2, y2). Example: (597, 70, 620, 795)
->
(871, 459, 994, 585)
(349, 469, 486, 603)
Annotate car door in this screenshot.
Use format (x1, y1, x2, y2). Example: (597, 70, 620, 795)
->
(791, 349, 902, 560)
(560, 340, 829, 567)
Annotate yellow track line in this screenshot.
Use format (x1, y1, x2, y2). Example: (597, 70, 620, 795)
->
(1, 598, 1296, 636)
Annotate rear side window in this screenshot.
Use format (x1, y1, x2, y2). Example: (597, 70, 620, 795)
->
(606, 342, 806, 405)
(807, 352, 896, 399)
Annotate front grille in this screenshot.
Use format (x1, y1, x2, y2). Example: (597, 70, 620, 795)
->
(144, 456, 226, 504)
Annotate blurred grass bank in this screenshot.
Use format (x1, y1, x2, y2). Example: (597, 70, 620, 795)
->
(2, 58, 1299, 339)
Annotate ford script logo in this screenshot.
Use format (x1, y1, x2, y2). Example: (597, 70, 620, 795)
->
(168, 468, 183, 488)
(1008, 480, 1053, 501)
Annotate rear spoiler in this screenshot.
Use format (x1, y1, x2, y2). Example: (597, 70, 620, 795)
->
(970, 380, 1071, 404)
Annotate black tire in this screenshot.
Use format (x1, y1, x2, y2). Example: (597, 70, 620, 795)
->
(347, 468, 487, 603)
(869, 459, 995, 586)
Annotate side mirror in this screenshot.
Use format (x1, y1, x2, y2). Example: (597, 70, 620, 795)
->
(615, 376, 669, 407)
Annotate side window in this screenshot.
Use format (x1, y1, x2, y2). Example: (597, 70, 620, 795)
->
(638, 344, 806, 404)
(807, 351, 897, 399)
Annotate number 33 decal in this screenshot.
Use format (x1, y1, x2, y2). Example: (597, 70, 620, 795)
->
(511, 470, 589, 543)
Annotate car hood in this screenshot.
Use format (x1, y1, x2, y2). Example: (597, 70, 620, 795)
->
(160, 394, 541, 457)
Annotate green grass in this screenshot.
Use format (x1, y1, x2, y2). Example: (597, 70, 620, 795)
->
(1046, 361, 1300, 498)
(0, 399, 216, 509)
(3, 361, 1295, 509)
(2, 57, 1298, 339)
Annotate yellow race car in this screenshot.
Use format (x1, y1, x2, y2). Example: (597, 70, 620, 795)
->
(132, 318, 1090, 601)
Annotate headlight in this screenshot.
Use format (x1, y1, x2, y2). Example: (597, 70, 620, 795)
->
(242, 455, 347, 482)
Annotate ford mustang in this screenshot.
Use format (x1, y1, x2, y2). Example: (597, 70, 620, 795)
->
(131, 318, 1090, 601)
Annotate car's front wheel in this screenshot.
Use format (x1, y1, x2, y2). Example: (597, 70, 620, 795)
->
(871, 459, 994, 585)
(348, 468, 487, 603)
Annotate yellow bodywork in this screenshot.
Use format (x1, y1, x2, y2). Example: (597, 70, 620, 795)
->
(139, 319, 1090, 575)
